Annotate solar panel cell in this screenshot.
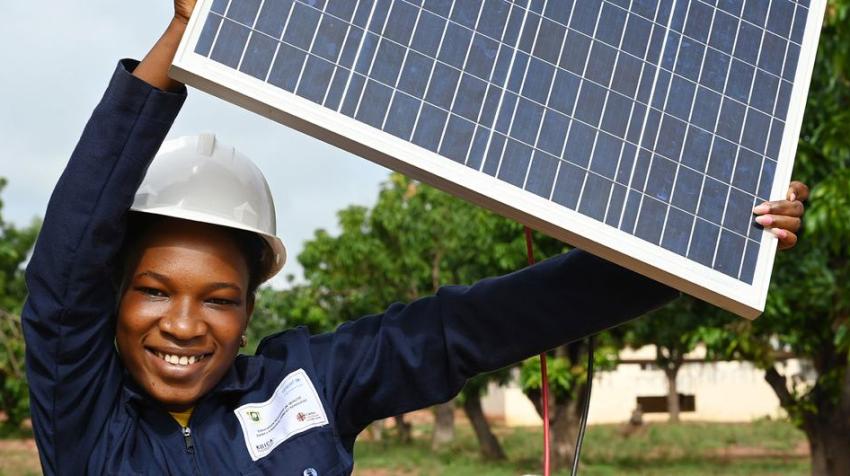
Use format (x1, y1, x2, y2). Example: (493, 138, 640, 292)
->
(698, 178, 728, 227)
(551, 162, 585, 209)
(210, 20, 249, 68)
(635, 196, 667, 244)
(596, 3, 627, 47)
(671, 165, 702, 213)
(662, 207, 694, 255)
(239, 33, 277, 80)
(525, 152, 558, 198)
(715, 229, 746, 278)
(578, 173, 612, 221)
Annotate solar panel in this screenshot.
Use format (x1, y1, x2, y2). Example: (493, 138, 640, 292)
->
(171, 0, 825, 318)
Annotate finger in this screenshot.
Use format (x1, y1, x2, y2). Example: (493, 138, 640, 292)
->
(787, 181, 810, 202)
(755, 214, 802, 233)
(773, 229, 798, 251)
(753, 199, 805, 217)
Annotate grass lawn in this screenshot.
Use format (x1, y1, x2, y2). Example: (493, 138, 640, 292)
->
(353, 419, 810, 476)
(0, 420, 809, 475)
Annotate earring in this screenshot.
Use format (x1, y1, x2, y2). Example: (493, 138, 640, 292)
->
(240, 335, 247, 348)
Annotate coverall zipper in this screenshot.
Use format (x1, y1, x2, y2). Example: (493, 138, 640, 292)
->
(182, 426, 194, 453)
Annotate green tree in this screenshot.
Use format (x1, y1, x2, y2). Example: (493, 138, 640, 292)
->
(700, 3, 850, 474)
(623, 297, 722, 422)
(282, 174, 540, 458)
(0, 178, 40, 430)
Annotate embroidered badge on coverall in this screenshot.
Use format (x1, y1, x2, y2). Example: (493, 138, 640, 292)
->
(235, 368, 329, 461)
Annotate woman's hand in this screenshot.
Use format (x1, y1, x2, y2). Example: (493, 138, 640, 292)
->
(753, 181, 809, 251)
(175, 0, 198, 25)
(133, 0, 198, 91)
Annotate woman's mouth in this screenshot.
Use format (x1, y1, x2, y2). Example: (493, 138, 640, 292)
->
(154, 351, 208, 366)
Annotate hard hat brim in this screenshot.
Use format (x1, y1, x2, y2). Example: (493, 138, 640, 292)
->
(128, 206, 287, 282)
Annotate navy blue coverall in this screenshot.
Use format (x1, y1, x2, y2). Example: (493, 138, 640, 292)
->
(22, 60, 678, 475)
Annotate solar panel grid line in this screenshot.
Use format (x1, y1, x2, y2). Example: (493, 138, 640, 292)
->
(524, 1, 578, 191)
(336, 0, 381, 116)
(621, 1, 677, 236)
(692, 0, 743, 272)
(595, 0, 635, 226)
(742, 0, 800, 280)
(205, 0, 232, 68)
(673, 1, 727, 266)
(259, 7, 286, 83)
(732, 0, 777, 280)
(462, 4, 516, 168)
(493, 3, 547, 183)
(405, 2, 457, 145)
(477, 3, 529, 176)
(610, 5, 655, 228)
(484, 2, 531, 178)
(350, 2, 395, 120)
(711, 0, 771, 277)
(435, 3, 486, 155)
(233, 0, 265, 73)
(379, 2, 422, 131)
(634, 0, 687, 250)
(681, 0, 721, 265)
(319, 1, 362, 106)
(572, 2, 618, 214)
(656, 0, 698, 257)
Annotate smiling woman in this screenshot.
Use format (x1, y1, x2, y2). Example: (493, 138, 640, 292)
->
(19, 1, 810, 475)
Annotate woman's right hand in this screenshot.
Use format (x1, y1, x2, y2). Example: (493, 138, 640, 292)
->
(133, 0, 198, 90)
(175, 0, 198, 24)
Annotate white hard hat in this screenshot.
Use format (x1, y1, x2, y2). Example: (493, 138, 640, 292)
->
(131, 133, 286, 281)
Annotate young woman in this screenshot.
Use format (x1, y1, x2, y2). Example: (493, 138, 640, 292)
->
(22, 2, 808, 474)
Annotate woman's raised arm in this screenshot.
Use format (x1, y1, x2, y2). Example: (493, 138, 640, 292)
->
(21, 3, 193, 472)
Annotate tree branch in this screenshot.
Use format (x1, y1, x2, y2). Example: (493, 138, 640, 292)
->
(841, 355, 850, 418)
(764, 366, 796, 409)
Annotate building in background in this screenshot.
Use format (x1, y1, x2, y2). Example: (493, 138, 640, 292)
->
(481, 345, 807, 425)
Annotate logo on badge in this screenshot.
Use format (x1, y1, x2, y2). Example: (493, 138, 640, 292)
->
(248, 411, 260, 422)
(303, 468, 318, 476)
(296, 412, 306, 422)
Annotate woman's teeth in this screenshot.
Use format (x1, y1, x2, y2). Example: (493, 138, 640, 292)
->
(155, 352, 206, 366)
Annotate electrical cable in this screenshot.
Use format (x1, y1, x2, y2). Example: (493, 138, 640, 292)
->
(571, 335, 595, 476)
(522, 227, 550, 476)
(523, 228, 594, 476)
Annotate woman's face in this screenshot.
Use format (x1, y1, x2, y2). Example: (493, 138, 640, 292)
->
(117, 218, 253, 411)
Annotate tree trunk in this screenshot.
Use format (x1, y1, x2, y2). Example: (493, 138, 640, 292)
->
(764, 366, 850, 476)
(527, 385, 582, 470)
(431, 401, 455, 449)
(367, 419, 384, 441)
(550, 398, 580, 469)
(393, 414, 412, 444)
(664, 365, 681, 423)
(462, 392, 506, 461)
(804, 417, 850, 476)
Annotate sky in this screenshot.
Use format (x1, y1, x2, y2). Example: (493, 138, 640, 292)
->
(0, 2, 389, 287)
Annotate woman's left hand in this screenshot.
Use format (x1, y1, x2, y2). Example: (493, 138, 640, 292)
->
(752, 180, 809, 251)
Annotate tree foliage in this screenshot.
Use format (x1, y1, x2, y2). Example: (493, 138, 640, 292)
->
(0, 178, 40, 429)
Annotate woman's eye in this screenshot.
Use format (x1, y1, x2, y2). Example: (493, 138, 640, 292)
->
(207, 298, 239, 307)
(137, 287, 167, 298)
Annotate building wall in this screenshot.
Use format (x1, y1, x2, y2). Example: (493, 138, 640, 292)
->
(481, 346, 802, 426)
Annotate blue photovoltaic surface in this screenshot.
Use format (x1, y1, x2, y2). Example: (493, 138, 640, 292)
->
(195, 0, 810, 284)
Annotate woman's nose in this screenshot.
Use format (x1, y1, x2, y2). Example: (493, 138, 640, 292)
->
(159, 297, 207, 341)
